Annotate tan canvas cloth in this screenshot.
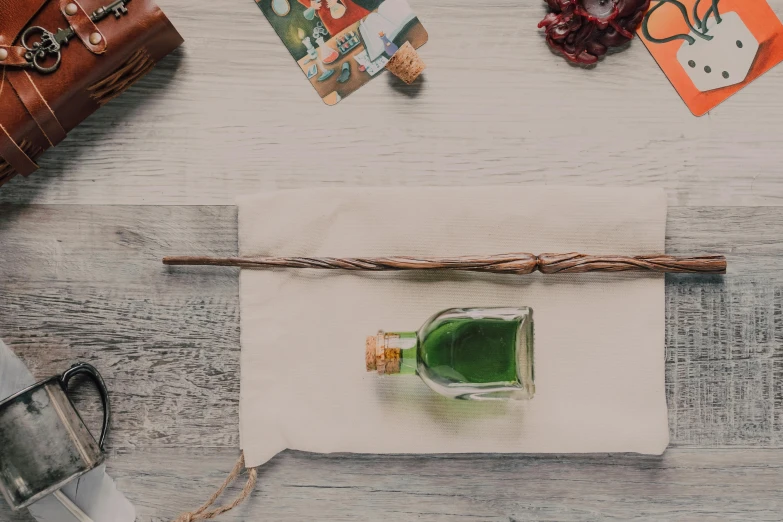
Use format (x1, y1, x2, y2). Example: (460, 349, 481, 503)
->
(238, 187, 669, 468)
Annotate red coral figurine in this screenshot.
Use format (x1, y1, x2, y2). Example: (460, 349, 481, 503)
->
(538, 0, 651, 65)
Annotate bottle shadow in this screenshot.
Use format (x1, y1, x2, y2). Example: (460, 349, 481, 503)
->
(374, 377, 524, 433)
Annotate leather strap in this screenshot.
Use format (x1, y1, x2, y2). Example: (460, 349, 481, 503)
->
(60, 0, 107, 54)
(0, 45, 31, 68)
(0, 0, 48, 46)
(7, 70, 67, 146)
(0, 123, 38, 176)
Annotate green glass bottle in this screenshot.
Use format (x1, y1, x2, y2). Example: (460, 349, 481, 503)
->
(365, 307, 534, 400)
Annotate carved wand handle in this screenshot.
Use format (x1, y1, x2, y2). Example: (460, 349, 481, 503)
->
(163, 253, 726, 274)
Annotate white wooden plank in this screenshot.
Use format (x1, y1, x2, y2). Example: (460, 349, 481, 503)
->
(1, 204, 782, 453)
(18, 448, 783, 521)
(1, 1, 783, 205)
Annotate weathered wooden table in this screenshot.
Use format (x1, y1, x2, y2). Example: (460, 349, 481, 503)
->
(2, 0, 783, 519)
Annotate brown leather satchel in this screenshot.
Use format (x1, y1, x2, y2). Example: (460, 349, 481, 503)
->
(0, 0, 183, 187)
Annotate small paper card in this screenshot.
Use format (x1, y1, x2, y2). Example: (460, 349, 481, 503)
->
(256, 0, 428, 105)
(638, 0, 783, 116)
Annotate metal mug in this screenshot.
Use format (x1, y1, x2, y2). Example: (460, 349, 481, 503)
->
(0, 363, 110, 511)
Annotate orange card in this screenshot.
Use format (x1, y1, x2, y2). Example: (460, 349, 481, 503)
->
(638, 0, 783, 115)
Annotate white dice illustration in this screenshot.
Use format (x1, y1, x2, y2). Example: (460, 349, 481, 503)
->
(677, 11, 759, 92)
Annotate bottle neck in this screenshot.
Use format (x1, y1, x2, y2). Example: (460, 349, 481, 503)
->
(366, 331, 418, 375)
(387, 332, 418, 375)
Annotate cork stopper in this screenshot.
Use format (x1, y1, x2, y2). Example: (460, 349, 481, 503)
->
(385, 41, 426, 85)
(365, 331, 402, 375)
(365, 335, 377, 372)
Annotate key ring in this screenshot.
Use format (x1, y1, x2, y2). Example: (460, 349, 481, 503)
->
(20, 26, 63, 74)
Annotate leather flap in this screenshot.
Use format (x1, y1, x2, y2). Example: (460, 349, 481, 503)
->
(60, 0, 107, 54)
(0, 0, 50, 45)
(0, 45, 31, 67)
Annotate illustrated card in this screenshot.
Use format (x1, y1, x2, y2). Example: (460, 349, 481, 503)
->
(256, 0, 428, 105)
(638, 0, 783, 115)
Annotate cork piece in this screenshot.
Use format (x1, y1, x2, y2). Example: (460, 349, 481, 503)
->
(382, 346, 401, 374)
(365, 332, 402, 374)
(365, 335, 377, 372)
(385, 41, 425, 85)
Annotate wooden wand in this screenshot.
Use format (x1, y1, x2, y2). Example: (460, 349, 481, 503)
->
(162, 253, 726, 274)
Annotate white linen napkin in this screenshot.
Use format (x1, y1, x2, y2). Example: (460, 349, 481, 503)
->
(238, 187, 669, 468)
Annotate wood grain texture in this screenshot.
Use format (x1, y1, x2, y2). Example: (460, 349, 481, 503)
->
(0, 205, 780, 450)
(0, 205, 781, 520)
(2, 0, 783, 205)
(7, 448, 783, 521)
(0, 0, 782, 517)
(0, 205, 240, 452)
(129, 448, 783, 521)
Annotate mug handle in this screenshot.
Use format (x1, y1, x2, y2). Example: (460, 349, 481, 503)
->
(59, 363, 111, 450)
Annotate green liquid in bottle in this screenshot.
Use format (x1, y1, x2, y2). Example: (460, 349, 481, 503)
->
(420, 317, 520, 384)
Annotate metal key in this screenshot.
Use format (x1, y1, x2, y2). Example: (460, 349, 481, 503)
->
(21, 0, 131, 74)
